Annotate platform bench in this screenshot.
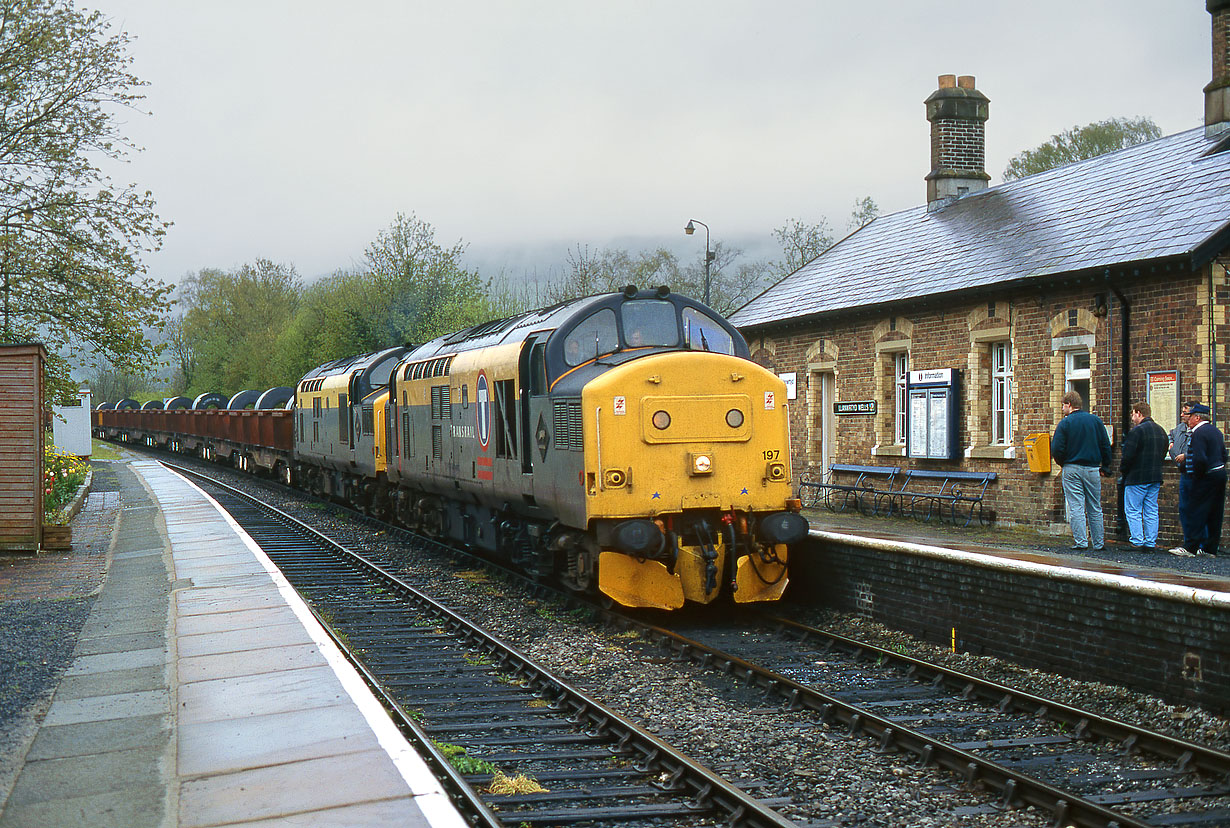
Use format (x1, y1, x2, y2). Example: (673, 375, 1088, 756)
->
(799, 464, 901, 515)
(891, 469, 997, 527)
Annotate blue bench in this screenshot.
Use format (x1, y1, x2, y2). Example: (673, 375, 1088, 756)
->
(799, 465, 901, 515)
(890, 469, 997, 527)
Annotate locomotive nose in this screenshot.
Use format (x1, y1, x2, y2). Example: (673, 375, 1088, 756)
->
(757, 512, 809, 546)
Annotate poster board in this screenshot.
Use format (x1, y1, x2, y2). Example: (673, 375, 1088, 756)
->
(1146, 370, 1180, 433)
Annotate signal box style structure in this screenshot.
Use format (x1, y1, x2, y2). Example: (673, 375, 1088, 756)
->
(0, 343, 47, 551)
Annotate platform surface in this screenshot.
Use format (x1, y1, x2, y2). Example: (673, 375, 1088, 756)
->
(0, 458, 465, 828)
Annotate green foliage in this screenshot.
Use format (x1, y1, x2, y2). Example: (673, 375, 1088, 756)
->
(431, 740, 497, 775)
(0, 0, 171, 403)
(1002, 116, 1163, 181)
(774, 217, 835, 274)
(43, 442, 88, 523)
(270, 213, 493, 382)
(847, 196, 880, 231)
(178, 260, 300, 396)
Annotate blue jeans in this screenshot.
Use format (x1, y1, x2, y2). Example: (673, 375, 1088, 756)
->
(1123, 482, 1160, 546)
(1062, 464, 1104, 548)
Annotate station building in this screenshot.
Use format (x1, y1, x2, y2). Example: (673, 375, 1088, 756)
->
(731, 1, 1230, 539)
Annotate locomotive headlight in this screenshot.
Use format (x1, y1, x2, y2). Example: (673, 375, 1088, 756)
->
(652, 410, 671, 430)
(725, 408, 744, 428)
(690, 453, 713, 475)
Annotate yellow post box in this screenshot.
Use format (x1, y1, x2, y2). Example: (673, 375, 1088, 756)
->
(1024, 432, 1052, 473)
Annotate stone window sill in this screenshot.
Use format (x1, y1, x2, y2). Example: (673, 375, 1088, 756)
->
(966, 444, 1016, 460)
(871, 444, 906, 457)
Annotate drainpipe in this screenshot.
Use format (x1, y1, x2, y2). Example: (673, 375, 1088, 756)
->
(1109, 285, 1131, 435)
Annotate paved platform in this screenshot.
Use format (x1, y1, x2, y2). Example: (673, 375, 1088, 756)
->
(804, 506, 1230, 595)
(0, 458, 465, 828)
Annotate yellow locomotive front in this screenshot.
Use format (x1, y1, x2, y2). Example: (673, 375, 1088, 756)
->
(580, 350, 806, 609)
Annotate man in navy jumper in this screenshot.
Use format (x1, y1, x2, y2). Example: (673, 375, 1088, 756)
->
(1050, 390, 1112, 551)
(1171, 402, 1227, 557)
(1119, 401, 1168, 550)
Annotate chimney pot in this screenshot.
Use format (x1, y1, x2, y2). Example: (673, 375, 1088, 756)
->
(924, 74, 990, 210)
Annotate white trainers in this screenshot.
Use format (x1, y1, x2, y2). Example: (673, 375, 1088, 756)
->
(1169, 546, 1195, 557)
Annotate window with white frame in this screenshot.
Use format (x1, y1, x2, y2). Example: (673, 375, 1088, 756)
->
(894, 351, 908, 444)
(1065, 349, 1090, 408)
(991, 341, 1012, 444)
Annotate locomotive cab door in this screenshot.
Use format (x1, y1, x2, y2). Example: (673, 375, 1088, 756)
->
(518, 335, 548, 476)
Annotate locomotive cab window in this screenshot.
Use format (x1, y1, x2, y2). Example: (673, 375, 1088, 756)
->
(682, 307, 734, 354)
(621, 299, 679, 348)
(563, 308, 618, 366)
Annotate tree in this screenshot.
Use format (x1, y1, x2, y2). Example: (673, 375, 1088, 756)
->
(178, 260, 300, 395)
(773, 218, 834, 274)
(363, 212, 490, 346)
(847, 196, 880, 231)
(0, 0, 170, 402)
(1002, 116, 1162, 181)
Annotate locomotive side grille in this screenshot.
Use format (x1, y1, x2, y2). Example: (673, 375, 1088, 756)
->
(361, 405, 374, 436)
(431, 385, 451, 420)
(553, 400, 583, 451)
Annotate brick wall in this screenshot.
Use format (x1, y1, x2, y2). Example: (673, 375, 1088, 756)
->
(746, 262, 1227, 548)
(792, 537, 1230, 715)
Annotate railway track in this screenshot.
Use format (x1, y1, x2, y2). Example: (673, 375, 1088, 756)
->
(129, 449, 1230, 826)
(177, 464, 796, 828)
(646, 613, 1230, 828)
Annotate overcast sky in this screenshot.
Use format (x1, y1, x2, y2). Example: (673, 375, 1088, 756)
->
(98, 0, 1213, 286)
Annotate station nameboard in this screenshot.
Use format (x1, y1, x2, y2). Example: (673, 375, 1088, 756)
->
(835, 400, 877, 415)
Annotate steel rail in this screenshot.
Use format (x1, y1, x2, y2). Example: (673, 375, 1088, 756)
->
(761, 612, 1230, 781)
(302, 601, 506, 828)
(173, 462, 797, 828)
(633, 618, 1159, 828)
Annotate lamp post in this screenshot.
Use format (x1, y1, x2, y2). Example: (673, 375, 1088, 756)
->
(2, 207, 33, 342)
(684, 218, 715, 306)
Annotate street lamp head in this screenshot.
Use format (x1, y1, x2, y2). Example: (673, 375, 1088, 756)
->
(684, 220, 695, 236)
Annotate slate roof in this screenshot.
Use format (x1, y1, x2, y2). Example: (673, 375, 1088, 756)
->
(731, 127, 1230, 330)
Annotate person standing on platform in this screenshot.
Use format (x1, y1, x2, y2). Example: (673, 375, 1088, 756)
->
(1051, 390, 1113, 551)
(1168, 401, 1195, 546)
(1119, 401, 1167, 550)
(1171, 403, 1227, 557)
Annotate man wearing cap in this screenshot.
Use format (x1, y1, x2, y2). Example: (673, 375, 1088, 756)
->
(1170, 402, 1227, 557)
(1051, 390, 1112, 551)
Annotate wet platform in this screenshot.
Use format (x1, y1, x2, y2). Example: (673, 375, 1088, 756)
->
(0, 458, 466, 828)
(805, 508, 1230, 599)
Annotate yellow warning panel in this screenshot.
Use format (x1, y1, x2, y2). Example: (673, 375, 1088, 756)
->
(734, 547, 789, 603)
(598, 551, 685, 610)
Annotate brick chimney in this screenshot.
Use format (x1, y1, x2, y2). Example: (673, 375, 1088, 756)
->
(1208, 0, 1230, 138)
(924, 74, 990, 211)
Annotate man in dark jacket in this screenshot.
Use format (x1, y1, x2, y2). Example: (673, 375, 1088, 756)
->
(1119, 401, 1168, 550)
(1051, 391, 1113, 551)
(1172, 402, 1228, 557)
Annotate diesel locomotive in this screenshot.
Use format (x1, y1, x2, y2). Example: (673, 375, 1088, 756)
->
(95, 286, 808, 610)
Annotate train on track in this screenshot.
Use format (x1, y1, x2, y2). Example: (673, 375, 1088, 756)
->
(94, 286, 808, 610)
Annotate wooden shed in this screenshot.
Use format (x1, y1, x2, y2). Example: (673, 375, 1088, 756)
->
(0, 343, 46, 551)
